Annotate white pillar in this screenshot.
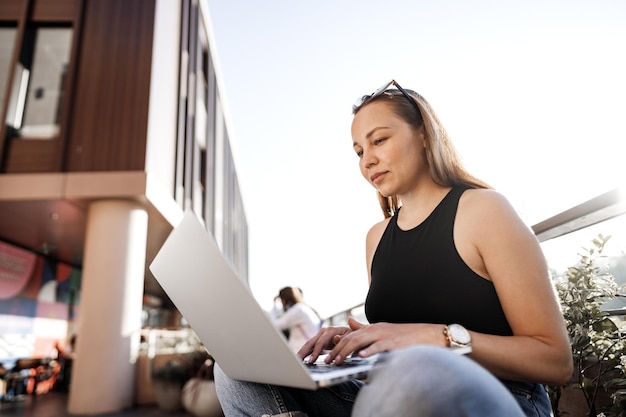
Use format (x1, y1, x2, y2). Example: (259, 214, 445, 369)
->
(68, 200, 148, 414)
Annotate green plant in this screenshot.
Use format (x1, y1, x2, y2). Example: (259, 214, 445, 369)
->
(550, 234, 626, 417)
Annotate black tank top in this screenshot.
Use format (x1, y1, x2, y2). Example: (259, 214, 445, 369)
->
(365, 186, 513, 336)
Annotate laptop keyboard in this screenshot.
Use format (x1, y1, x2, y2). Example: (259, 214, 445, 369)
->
(305, 356, 372, 373)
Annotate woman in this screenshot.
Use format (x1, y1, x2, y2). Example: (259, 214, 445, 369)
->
(271, 286, 322, 352)
(215, 80, 573, 417)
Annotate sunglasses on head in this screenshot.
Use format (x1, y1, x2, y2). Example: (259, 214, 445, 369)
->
(352, 79, 421, 115)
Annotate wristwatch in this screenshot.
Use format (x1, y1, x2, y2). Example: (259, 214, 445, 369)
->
(444, 323, 472, 349)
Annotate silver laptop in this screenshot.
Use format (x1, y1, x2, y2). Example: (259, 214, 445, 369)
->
(149, 209, 378, 390)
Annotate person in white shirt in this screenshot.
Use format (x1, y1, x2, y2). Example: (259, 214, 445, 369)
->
(271, 287, 322, 352)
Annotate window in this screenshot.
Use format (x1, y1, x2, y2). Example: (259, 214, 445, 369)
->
(5, 26, 72, 139)
(0, 27, 17, 110)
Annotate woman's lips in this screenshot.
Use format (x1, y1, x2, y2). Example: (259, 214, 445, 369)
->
(370, 172, 386, 184)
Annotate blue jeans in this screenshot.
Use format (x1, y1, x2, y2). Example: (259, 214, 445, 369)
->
(214, 345, 553, 417)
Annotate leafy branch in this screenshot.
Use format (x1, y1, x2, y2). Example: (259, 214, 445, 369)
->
(551, 234, 626, 416)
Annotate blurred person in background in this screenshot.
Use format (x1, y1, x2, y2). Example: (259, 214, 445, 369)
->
(271, 287, 322, 352)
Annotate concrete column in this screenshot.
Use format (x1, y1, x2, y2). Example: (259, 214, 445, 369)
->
(68, 200, 148, 414)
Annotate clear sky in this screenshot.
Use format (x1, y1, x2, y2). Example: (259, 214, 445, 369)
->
(204, 0, 626, 318)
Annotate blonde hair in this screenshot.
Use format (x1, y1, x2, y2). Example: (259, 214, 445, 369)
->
(354, 89, 491, 218)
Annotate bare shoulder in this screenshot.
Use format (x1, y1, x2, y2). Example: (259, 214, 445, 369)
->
(457, 188, 533, 248)
(365, 218, 391, 282)
(459, 188, 521, 222)
(366, 218, 391, 246)
(455, 189, 540, 282)
(457, 189, 535, 250)
(461, 188, 513, 207)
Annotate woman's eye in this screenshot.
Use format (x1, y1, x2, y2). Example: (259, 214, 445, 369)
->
(373, 137, 387, 145)
(355, 150, 363, 158)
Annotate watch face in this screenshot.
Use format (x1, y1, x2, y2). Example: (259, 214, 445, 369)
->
(449, 324, 471, 344)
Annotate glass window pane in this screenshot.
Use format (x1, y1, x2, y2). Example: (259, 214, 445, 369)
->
(0, 27, 17, 110)
(6, 26, 73, 139)
(22, 27, 72, 138)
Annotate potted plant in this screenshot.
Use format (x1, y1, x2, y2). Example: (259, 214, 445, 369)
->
(549, 234, 626, 416)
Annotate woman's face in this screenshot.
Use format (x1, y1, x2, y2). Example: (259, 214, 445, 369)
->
(351, 101, 427, 197)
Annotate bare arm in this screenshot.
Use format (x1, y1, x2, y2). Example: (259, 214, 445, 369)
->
(454, 189, 572, 385)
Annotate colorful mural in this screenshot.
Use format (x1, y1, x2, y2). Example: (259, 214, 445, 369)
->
(0, 241, 81, 361)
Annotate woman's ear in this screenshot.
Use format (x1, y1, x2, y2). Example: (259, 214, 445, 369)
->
(416, 125, 427, 148)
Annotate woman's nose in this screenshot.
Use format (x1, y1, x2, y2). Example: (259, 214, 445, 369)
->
(362, 150, 377, 169)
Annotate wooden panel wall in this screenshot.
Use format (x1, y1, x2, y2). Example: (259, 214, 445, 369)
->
(31, 0, 77, 22)
(0, 0, 76, 20)
(66, 0, 155, 172)
(0, 0, 26, 20)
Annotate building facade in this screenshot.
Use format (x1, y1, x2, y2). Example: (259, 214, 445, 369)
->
(0, 0, 247, 413)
